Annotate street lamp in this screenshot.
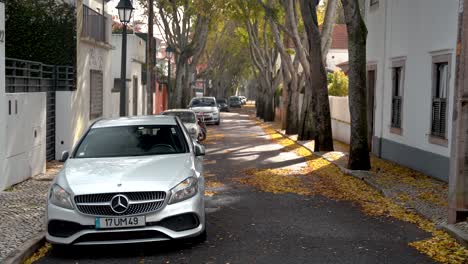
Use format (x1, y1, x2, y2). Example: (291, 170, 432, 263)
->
(166, 46, 174, 107)
(116, 0, 134, 116)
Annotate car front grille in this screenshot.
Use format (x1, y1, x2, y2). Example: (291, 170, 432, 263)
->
(74, 192, 167, 216)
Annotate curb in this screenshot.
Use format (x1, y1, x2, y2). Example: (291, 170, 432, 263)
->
(272, 128, 468, 246)
(439, 224, 468, 248)
(3, 233, 45, 264)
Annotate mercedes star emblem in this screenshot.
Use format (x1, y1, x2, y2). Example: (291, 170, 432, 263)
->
(110, 194, 129, 214)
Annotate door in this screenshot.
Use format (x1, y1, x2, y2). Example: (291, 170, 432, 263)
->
(133, 76, 138, 116)
(367, 68, 377, 151)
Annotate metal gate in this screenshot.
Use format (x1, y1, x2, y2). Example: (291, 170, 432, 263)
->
(5, 58, 75, 161)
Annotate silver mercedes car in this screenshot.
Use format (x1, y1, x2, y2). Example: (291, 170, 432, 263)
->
(46, 116, 206, 245)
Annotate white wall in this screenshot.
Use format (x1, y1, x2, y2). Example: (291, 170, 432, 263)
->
(326, 49, 348, 71)
(329, 96, 351, 144)
(55, 1, 114, 159)
(111, 34, 146, 116)
(297, 94, 351, 144)
(366, 0, 458, 158)
(1, 94, 46, 190)
(0, 2, 6, 189)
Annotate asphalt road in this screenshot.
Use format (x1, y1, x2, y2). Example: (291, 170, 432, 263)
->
(36, 110, 435, 264)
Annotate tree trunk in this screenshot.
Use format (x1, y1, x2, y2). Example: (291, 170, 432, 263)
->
(342, 0, 370, 170)
(171, 58, 185, 108)
(321, 0, 338, 62)
(263, 90, 275, 121)
(298, 84, 317, 141)
(285, 78, 299, 135)
(300, 0, 334, 151)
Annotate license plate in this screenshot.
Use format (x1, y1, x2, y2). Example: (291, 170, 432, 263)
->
(96, 216, 145, 229)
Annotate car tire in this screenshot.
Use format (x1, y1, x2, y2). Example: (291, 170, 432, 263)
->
(216, 120, 220, 126)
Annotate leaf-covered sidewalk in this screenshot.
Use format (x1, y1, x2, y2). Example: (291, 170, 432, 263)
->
(239, 109, 468, 264)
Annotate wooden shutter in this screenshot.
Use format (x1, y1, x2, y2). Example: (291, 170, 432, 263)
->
(90, 70, 103, 119)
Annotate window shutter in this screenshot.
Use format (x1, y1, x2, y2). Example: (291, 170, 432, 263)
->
(90, 70, 103, 119)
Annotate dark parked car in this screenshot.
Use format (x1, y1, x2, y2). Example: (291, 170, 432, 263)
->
(229, 96, 242, 108)
(216, 98, 230, 112)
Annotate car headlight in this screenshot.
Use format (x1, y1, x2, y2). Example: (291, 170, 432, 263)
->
(213, 112, 219, 116)
(168, 177, 198, 204)
(49, 184, 74, 209)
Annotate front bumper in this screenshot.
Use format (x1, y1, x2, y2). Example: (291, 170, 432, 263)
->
(46, 193, 205, 245)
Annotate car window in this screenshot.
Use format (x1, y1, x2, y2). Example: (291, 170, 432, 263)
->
(190, 98, 216, 107)
(162, 112, 196, 123)
(74, 125, 188, 158)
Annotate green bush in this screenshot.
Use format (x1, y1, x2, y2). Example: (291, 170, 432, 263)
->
(5, 0, 76, 65)
(327, 70, 349, 96)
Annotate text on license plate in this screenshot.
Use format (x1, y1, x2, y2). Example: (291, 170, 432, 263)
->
(96, 216, 145, 229)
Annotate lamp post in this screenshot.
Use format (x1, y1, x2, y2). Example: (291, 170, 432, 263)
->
(165, 46, 174, 108)
(116, 0, 134, 116)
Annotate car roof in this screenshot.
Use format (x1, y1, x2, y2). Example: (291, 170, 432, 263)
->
(163, 109, 196, 114)
(191, 97, 215, 100)
(92, 115, 177, 128)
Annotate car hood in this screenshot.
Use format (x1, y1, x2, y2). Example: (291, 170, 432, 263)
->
(190, 106, 217, 113)
(60, 154, 194, 195)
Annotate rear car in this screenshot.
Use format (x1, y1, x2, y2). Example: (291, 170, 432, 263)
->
(162, 109, 203, 141)
(46, 116, 206, 245)
(239, 96, 247, 105)
(216, 98, 230, 112)
(229, 96, 242, 108)
(188, 97, 221, 125)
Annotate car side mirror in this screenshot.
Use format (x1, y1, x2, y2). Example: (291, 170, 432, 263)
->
(194, 143, 205, 156)
(61, 151, 70, 162)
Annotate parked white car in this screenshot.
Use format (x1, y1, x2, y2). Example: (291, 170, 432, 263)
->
(188, 97, 221, 125)
(162, 109, 203, 141)
(239, 96, 247, 105)
(46, 116, 206, 245)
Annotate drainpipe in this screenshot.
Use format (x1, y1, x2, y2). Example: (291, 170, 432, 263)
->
(377, 0, 390, 158)
(102, 0, 105, 42)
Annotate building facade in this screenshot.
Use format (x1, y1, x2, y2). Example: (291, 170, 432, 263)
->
(55, 0, 114, 160)
(111, 33, 147, 116)
(0, 1, 6, 189)
(365, 0, 459, 181)
(325, 24, 349, 71)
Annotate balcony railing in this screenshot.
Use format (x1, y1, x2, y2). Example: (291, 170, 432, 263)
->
(82, 5, 107, 43)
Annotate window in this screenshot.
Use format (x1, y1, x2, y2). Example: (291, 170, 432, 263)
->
(370, 0, 379, 7)
(430, 54, 451, 143)
(74, 125, 188, 158)
(90, 70, 103, 119)
(390, 59, 405, 133)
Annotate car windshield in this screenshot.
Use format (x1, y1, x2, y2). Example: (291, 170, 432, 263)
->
(230, 97, 240, 102)
(217, 99, 226, 104)
(163, 112, 196, 123)
(190, 98, 216, 107)
(74, 125, 187, 158)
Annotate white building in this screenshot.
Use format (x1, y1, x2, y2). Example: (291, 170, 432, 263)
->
(365, 0, 458, 181)
(0, 1, 6, 189)
(325, 24, 349, 71)
(111, 33, 147, 116)
(55, 0, 115, 160)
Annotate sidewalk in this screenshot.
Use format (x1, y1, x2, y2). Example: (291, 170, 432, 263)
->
(268, 120, 468, 246)
(0, 162, 61, 263)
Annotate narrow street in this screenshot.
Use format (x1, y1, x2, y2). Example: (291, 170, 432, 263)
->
(33, 110, 435, 263)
